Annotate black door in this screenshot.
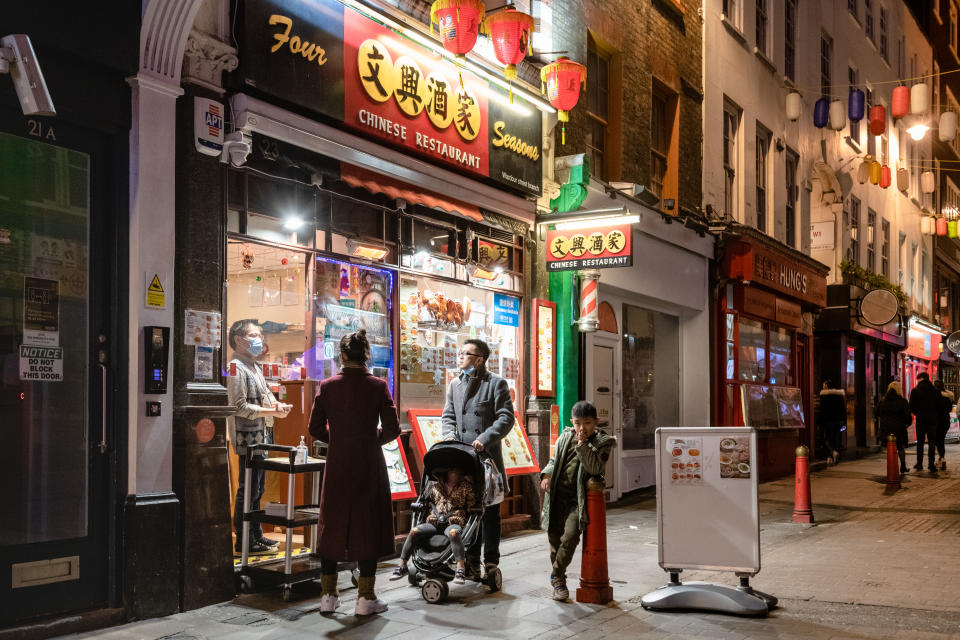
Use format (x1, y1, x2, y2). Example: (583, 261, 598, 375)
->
(0, 111, 118, 624)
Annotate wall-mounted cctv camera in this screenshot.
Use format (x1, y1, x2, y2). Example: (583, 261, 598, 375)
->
(220, 131, 252, 167)
(0, 34, 55, 116)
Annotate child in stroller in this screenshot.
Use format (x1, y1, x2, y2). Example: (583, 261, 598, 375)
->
(391, 441, 498, 603)
(392, 465, 475, 584)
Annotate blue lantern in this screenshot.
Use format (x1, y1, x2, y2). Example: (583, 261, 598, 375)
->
(814, 98, 829, 128)
(848, 89, 865, 122)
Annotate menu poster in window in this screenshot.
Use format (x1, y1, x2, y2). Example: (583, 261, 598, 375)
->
(382, 438, 417, 500)
(247, 281, 263, 307)
(776, 387, 805, 428)
(740, 384, 780, 429)
(263, 276, 281, 306)
(408, 409, 446, 458)
(503, 412, 539, 475)
(667, 437, 702, 485)
(532, 299, 556, 396)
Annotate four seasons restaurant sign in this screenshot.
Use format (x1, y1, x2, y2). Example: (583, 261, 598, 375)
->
(236, 0, 543, 196)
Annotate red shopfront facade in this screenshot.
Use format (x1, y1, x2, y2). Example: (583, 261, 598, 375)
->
(901, 319, 944, 396)
(715, 229, 830, 480)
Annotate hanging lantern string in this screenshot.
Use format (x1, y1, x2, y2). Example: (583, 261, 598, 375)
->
(784, 66, 960, 96)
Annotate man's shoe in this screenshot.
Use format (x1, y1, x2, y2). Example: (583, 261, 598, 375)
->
(257, 537, 279, 549)
(390, 565, 408, 580)
(235, 540, 272, 555)
(551, 577, 569, 601)
(940, 459, 947, 471)
(929, 467, 939, 475)
(355, 596, 388, 616)
(900, 465, 909, 473)
(913, 465, 923, 471)
(484, 562, 499, 580)
(319, 594, 340, 613)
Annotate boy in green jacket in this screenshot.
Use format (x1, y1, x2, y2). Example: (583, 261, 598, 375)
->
(539, 401, 615, 601)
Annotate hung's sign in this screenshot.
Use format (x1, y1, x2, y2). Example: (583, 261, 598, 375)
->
(235, 0, 543, 196)
(545, 223, 633, 271)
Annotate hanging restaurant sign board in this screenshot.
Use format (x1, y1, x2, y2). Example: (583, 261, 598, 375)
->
(235, 0, 542, 196)
(946, 331, 960, 355)
(545, 223, 632, 271)
(858, 288, 900, 327)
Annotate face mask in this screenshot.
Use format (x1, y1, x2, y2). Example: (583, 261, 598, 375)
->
(461, 365, 475, 376)
(246, 337, 264, 357)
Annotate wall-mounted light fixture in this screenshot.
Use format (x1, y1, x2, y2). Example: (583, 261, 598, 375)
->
(347, 238, 388, 260)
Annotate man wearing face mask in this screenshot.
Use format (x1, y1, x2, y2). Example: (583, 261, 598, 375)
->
(227, 319, 293, 555)
(441, 338, 514, 581)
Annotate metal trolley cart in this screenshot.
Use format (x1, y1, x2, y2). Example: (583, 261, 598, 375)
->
(237, 443, 324, 601)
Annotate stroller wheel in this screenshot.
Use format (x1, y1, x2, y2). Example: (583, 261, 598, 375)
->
(486, 567, 502, 593)
(421, 578, 446, 604)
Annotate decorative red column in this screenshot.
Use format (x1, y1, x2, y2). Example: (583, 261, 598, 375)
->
(576, 477, 613, 604)
(885, 434, 902, 490)
(792, 445, 814, 523)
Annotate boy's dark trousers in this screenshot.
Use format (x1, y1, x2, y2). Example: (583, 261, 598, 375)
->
(548, 498, 581, 579)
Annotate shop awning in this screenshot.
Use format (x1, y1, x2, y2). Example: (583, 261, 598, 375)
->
(340, 165, 483, 222)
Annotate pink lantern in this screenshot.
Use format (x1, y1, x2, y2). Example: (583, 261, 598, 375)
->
(880, 165, 892, 189)
(892, 86, 910, 119)
(870, 105, 886, 136)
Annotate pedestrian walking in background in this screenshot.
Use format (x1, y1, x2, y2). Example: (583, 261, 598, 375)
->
(226, 319, 292, 555)
(934, 379, 954, 471)
(877, 381, 911, 474)
(539, 401, 614, 601)
(909, 371, 940, 475)
(819, 380, 846, 465)
(308, 329, 401, 616)
(442, 338, 514, 582)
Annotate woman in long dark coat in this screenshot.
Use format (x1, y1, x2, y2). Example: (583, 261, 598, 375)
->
(309, 329, 400, 616)
(877, 381, 911, 474)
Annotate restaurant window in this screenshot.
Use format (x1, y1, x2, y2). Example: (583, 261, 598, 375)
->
(756, 124, 771, 234)
(769, 328, 793, 386)
(867, 208, 876, 271)
(227, 171, 321, 249)
(397, 276, 522, 417)
(622, 305, 679, 450)
(725, 312, 736, 380)
(849, 196, 861, 264)
(785, 148, 799, 249)
(738, 317, 767, 382)
(586, 37, 610, 180)
(881, 219, 890, 278)
(723, 99, 741, 220)
(784, 0, 797, 81)
(755, 0, 769, 56)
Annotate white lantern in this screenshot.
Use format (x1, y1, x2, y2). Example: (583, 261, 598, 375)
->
(911, 83, 929, 115)
(922, 170, 936, 194)
(940, 111, 958, 141)
(829, 100, 846, 130)
(921, 215, 935, 236)
(897, 167, 909, 193)
(786, 92, 802, 121)
(857, 159, 870, 184)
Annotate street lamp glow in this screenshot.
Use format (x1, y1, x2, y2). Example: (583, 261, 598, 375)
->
(283, 216, 305, 230)
(907, 123, 930, 141)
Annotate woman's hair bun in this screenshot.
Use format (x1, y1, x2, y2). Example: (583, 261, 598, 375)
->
(340, 329, 370, 363)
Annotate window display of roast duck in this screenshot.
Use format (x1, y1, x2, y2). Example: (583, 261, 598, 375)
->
(416, 290, 471, 329)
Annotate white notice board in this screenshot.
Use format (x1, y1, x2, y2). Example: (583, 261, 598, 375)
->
(655, 427, 760, 574)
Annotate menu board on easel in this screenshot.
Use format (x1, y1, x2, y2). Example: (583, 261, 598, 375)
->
(408, 409, 539, 476)
(382, 439, 416, 500)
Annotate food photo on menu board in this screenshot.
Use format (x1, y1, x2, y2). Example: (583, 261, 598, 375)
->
(381, 438, 416, 500)
(667, 437, 702, 485)
(719, 436, 752, 479)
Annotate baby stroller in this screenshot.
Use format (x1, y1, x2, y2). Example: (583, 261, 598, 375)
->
(406, 441, 503, 603)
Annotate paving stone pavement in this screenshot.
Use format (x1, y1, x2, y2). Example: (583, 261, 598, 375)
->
(59, 444, 960, 639)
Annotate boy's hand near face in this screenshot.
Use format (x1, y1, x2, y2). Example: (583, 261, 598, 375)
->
(572, 417, 597, 445)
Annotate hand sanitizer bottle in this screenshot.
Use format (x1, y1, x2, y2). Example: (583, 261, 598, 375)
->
(296, 435, 308, 464)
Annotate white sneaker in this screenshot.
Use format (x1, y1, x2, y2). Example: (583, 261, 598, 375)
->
(319, 594, 340, 613)
(355, 596, 388, 616)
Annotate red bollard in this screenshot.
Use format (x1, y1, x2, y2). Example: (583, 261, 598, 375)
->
(792, 445, 814, 523)
(576, 477, 613, 604)
(885, 434, 901, 490)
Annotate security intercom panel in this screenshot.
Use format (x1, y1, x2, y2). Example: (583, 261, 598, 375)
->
(144, 326, 169, 394)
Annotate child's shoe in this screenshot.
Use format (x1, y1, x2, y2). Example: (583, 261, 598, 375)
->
(453, 568, 466, 584)
(390, 565, 408, 580)
(551, 576, 569, 601)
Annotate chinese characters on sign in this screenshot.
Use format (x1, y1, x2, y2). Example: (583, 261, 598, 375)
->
(545, 223, 633, 271)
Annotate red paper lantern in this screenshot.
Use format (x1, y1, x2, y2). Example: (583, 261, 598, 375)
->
(938, 216, 949, 236)
(483, 9, 534, 82)
(431, 0, 486, 59)
(541, 56, 586, 144)
(892, 86, 910, 119)
(880, 165, 891, 189)
(870, 105, 886, 136)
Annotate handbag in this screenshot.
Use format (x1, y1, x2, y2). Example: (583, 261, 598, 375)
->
(482, 458, 505, 506)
